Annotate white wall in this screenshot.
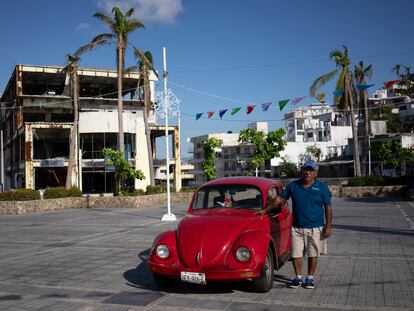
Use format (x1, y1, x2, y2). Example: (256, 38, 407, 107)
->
(79, 110, 145, 134)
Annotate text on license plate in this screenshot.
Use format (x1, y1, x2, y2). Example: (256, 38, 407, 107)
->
(180, 272, 206, 284)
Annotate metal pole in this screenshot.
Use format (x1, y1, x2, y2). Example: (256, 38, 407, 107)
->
(368, 134, 371, 176)
(161, 47, 176, 222)
(1, 130, 4, 191)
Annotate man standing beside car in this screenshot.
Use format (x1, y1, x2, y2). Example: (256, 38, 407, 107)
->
(257, 160, 332, 289)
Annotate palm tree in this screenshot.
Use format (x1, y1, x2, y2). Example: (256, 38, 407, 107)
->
(63, 40, 106, 189)
(127, 47, 158, 186)
(310, 45, 361, 177)
(354, 61, 373, 176)
(92, 7, 145, 153)
(392, 64, 401, 76)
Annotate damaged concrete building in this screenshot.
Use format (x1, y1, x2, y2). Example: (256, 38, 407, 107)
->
(0, 64, 181, 193)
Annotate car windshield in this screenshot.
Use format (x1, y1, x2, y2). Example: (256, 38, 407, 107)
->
(192, 184, 263, 210)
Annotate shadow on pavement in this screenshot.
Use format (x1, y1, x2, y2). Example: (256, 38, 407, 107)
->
(342, 197, 401, 203)
(123, 249, 289, 293)
(334, 224, 414, 237)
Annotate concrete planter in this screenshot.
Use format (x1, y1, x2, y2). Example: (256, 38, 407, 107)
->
(341, 185, 405, 198)
(0, 193, 194, 215)
(0, 186, 408, 215)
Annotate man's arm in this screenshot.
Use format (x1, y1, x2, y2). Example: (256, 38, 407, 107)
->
(323, 204, 332, 237)
(256, 196, 285, 216)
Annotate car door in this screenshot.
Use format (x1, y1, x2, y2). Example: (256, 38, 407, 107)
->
(268, 186, 292, 263)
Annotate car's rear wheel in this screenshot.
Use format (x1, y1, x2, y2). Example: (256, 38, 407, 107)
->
(252, 246, 274, 292)
(153, 273, 175, 288)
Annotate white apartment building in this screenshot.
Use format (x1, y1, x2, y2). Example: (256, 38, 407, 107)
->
(189, 122, 268, 184)
(272, 103, 353, 167)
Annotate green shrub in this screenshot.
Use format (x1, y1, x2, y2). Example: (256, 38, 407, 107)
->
(0, 189, 40, 201)
(180, 186, 198, 193)
(348, 176, 400, 187)
(121, 189, 145, 196)
(146, 185, 172, 195)
(44, 187, 67, 199)
(66, 187, 83, 197)
(44, 187, 84, 199)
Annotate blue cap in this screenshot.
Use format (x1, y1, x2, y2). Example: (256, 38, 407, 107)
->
(303, 160, 317, 171)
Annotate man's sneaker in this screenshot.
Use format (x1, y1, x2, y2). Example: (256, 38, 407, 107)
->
(289, 276, 303, 288)
(304, 276, 315, 289)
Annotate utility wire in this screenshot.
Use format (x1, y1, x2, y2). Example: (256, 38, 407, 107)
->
(169, 51, 414, 74)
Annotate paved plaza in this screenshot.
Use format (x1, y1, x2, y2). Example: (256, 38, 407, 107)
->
(0, 198, 413, 310)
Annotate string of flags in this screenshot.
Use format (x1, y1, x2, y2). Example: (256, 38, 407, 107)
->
(193, 78, 409, 120)
(195, 97, 307, 120)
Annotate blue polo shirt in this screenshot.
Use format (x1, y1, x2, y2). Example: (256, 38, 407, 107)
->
(280, 179, 331, 228)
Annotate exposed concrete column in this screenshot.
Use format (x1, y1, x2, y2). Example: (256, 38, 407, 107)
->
(173, 126, 181, 192)
(24, 124, 34, 189)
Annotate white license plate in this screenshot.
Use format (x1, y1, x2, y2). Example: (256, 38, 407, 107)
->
(180, 272, 206, 285)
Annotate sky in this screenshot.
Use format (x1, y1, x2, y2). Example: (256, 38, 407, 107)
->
(1, 0, 414, 158)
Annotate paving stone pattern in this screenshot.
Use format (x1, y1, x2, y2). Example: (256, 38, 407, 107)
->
(0, 199, 413, 310)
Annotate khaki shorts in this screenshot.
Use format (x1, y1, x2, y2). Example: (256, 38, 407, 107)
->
(291, 226, 327, 258)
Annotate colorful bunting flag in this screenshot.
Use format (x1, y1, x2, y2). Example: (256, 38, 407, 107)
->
(230, 107, 241, 115)
(196, 113, 203, 120)
(207, 111, 215, 118)
(356, 83, 375, 91)
(219, 109, 228, 119)
(261, 102, 272, 111)
(246, 105, 256, 114)
(333, 89, 344, 95)
(278, 99, 290, 111)
(383, 80, 399, 88)
(291, 96, 307, 105)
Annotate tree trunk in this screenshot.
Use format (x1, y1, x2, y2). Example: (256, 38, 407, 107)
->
(347, 74, 361, 177)
(117, 43, 125, 153)
(143, 71, 155, 186)
(66, 63, 79, 189)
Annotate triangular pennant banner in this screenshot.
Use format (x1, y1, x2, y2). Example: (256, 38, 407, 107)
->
(291, 96, 306, 105)
(246, 105, 256, 114)
(219, 109, 228, 119)
(278, 99, 290, 111)
(261, 102, 272, 111)
(207, 111, 215, 118)
(333, 89, 344, 95)
(356, 83, 375, 91)
(196, 113, 203, 120)
(383, 80, 399, 88)
(230, 107, 241, 115)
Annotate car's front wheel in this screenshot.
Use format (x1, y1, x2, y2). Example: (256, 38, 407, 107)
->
(153, 273, 175, 288)
(252, 246, 274, 292)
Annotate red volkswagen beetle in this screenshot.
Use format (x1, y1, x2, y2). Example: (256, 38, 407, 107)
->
(147, 177, 292, 292)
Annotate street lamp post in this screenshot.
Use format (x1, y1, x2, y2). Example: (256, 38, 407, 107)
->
(154, 47, 180, 222)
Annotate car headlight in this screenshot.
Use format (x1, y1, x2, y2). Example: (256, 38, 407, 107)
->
(155, 244, 169, 259)
(235, 246, 251, 262)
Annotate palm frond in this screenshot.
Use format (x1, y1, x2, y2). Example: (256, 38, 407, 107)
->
(391, 64, 401, 76)
(125, 20, 145, 33)
(133, 47, 158, 77)
(125, 8, 135, 18)
(309, 69, 338, 98)
(112, 7, 123, 27)
(364, 64, 373, 80)
(91, 33, 114, 43)
(333, 70, 347, 106)
(74, 39, 108, 57)
(93, 12, 115, 29)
